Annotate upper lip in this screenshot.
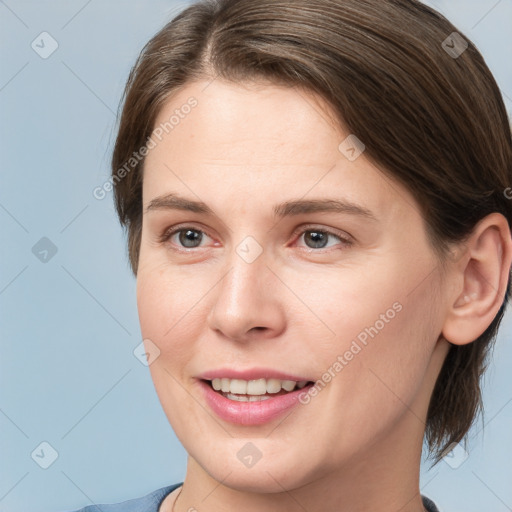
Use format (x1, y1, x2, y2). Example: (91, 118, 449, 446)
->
(197, 368, 313, 382)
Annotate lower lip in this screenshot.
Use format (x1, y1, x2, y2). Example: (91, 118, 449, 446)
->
(199, 380, 314, 426)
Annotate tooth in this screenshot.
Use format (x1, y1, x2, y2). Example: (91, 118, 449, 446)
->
(225, 393, 272, 402)
(230, 379, 247, 394)
(281, 380, 296, 392)
(248, 395, 271, 401)
(247, 378, 267, 395)
(221, 378, 230, 392)
(266, 378, 282, 394)
(213, 377, 305, 395)
(226, 393, 246, 401)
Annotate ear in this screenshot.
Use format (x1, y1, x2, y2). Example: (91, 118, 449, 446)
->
(442, 213, 512, 346)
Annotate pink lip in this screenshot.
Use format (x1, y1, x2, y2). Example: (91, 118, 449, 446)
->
(198, 379, 314, 426)
(197, 367, 312, 382)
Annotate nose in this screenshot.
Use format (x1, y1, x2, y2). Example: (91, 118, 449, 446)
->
(206, 250, 286, 343)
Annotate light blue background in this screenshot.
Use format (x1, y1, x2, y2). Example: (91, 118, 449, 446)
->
(0, 1, 511, 511)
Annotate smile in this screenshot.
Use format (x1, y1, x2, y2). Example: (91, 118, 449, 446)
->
(199, 378, 315, 425)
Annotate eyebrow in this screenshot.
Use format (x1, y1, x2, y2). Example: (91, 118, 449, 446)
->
(145, 193, 377, 221)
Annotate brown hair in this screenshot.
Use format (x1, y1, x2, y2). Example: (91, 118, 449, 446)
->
(111, 0, 512, 461)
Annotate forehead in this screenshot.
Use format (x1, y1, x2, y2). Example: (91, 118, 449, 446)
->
(142, 79, 419, 222)
(152, 79, 342, 162)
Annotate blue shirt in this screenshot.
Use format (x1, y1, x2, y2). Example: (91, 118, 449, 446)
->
(68, 483, 182, 512)
(68, 483, 440, 511)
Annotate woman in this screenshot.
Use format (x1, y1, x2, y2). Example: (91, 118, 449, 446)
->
(72, 0, 512, 510)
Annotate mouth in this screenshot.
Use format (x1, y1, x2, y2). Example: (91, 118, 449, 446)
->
(197, 369, 317, 425)
(202, 377, 314, 402)
(199, 377, 315, 425)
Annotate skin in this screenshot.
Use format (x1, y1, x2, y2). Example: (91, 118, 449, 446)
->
(136, 79, 512, 512)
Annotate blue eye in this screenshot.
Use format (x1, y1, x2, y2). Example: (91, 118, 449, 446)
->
(163, 228, 210, 248)
(297, 229, 351, 250)
(159, 225, 352, 251)
(302, 230, 335, 249)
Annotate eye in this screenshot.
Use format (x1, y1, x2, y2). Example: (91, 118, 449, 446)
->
(159, 225, 353, 252)
(159, 226, 213, 249)
(294, 227, 353, 250)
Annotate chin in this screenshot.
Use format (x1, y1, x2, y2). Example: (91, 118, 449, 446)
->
(208, 464, 309, 494)
(190, 438, 323, 494)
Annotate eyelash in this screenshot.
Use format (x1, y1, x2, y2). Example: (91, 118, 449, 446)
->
(158, 224, 353, 252)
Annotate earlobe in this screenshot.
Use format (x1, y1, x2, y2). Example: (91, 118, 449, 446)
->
(442, 213, 512, 346)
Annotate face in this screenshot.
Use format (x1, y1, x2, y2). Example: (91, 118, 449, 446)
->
(137, 79, 449, 492)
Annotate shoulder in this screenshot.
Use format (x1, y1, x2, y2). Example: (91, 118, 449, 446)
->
(65, 483, 183, 512)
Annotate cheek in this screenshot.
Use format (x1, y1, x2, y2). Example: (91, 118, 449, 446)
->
(136, 264, 210, 432)
(296, 256, 442, 430)
(281, 259, 409, 361)
(136, 260, 223, 398)
(315, 275, 441, 448)
(137, 258, 206, 339)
